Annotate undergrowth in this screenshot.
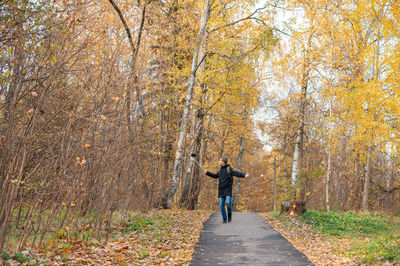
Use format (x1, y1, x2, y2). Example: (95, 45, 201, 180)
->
(276, 210, 400, 264)
(301, 210, 389, 236)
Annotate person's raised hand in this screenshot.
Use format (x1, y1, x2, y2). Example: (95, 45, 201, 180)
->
(245, 173, 249, 178)
(204, 170, 207, 175)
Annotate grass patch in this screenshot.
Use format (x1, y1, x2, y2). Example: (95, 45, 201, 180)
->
(13, 252, 30, 263)
(0, 251, 11, 261)
(351, 234, 400, 264)
(126, 217, 154, 232)
(125, 211, 176, 233)
(301, 210, 389, 236)
(296, 210, 400, 264)
(269, 210, 280, 218)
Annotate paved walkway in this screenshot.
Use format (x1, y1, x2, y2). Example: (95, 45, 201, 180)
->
(191, 212, 313, 265)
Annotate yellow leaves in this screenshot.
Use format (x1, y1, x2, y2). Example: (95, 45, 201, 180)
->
(114, 253, 126, 261)
(61, 202, 76, 207)
(280, 0, 400, 159)
(325, 76, 399, 156)
(111, 96, 120, 102)
(82, 143, 91, 149)
(76, 157, 86, 166)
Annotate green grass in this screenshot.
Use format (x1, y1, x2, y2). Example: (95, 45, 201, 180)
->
(301, 210, 389, 236)
(125, 212, 171, 233)
(351, 234, 400, 263)
(0, 251, 11, 261)
(13, 252, 30, 263)
(1, 250, 33, 264)
(298, 210, 400, 264)
(270, 210, 280, 218)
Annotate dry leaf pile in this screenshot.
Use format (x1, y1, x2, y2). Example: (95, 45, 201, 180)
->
(2, 210, 211, 265)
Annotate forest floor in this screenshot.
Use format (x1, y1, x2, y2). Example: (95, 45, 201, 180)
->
(2, 209, 399, 265)
(262, 210, 400, 265)
(1, 209, 212, 265)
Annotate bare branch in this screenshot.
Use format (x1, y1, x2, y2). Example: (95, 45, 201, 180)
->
(133, 4, 147, 64)
(108, 0, 135, 55)
(205, 91, 226, 114)
(209, 6, 268, 34)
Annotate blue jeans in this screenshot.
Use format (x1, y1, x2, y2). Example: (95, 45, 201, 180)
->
(219, 196, 232, 221)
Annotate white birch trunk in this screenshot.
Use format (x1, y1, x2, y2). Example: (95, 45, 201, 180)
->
(326, 153, 331, 211)
(273, 154, 277, 211)
(326, 103, 332, 212)
(291, 128, 302, 194)
(162, 0, 211, 209)
(290, 33, 310, 200)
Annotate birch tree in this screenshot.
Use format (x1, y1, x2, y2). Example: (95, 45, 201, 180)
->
(161, 0, 211, 209)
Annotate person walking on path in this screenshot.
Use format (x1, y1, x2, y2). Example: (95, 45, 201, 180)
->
(204, 157, 249, 223)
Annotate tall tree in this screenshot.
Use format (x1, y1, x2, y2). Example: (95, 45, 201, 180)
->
(161, 0, 211, 209)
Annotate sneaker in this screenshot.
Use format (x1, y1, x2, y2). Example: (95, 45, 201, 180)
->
(223, 219, 227, 223)
(228, 213, 232, 222)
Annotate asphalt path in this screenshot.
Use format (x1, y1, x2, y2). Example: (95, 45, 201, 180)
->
(191, 212, 313, 266)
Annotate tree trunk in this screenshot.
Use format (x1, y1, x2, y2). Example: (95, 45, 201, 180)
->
(361, 152, 371, 211)
(273, 154, 277, 211)
(232, 135, 245, 211)
(161, 0, 211, 209)
(180, 112, 196, 207)
(219, 128, 228, 158)
(290, 34, 311, 200)
(180, 109, 205, 209)
(326, 152, 331, 211)
(180, 21, 209, 209)
(291, 127, 303, 199)
(361, 24, 380, 212)
(326, 102, 332, 212)
(282, 131, 289, 196)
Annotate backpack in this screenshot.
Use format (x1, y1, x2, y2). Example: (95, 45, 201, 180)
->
(227, 166, 233, 180)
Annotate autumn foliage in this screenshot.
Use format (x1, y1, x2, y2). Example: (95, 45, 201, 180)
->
(0, 0, 274, 252)
(1, 0, 400, 260)
(265, 0, 400, 213)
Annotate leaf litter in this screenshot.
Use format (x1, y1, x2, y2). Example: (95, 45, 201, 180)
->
(2, 210, 211, 265)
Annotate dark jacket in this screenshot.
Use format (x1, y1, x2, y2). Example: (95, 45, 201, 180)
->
(206, 164, 246, 198)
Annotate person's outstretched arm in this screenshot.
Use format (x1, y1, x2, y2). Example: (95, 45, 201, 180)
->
(231, 169, 249, 178)
(204, 170, 219, 179)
